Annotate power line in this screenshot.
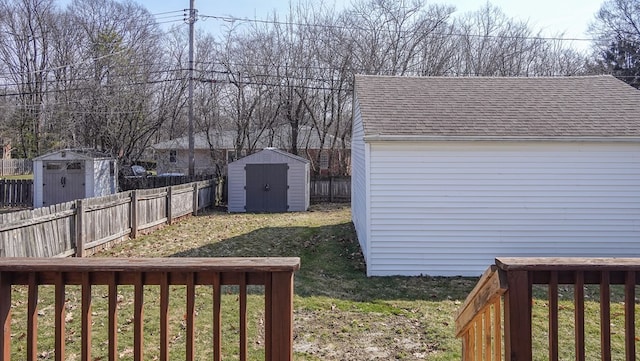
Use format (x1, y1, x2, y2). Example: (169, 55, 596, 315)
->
(0, 68, 188, 89)
(151, 10, 185, 16)
(0, 78, 185, 98)
(197, 77, 350, 92)
(199, 13, 596, 43)
(0, 50, 130, 78)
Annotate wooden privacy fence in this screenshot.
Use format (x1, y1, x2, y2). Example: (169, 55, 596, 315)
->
(0, 257, 300, 361)
(0, 180, 217, 258)
(0, 179, 32, 207)
(119, 174, 215, 191)
(310, 177, 350, 202)
(0, 159, 32, 176)
(455, 257, 640, 361)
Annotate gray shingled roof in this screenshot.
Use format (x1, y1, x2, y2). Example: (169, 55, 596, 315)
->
(354, 75, 640, 138)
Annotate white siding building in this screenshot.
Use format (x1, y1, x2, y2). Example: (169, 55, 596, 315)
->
(352, 75, 640, 276)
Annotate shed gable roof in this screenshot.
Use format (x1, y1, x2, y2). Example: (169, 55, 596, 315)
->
(229, 148, 310, 166)
(354, 75, 640, 138)
(34, 148, 113, 161)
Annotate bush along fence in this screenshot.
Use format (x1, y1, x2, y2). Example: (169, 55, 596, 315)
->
(0, 159, 33, 176)
(0, 179, 219, 258)
(0, 179, 32, 207)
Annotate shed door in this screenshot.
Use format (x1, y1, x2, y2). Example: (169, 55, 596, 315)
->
(43, 161, 85, 206)
(245, 163, 288, 212)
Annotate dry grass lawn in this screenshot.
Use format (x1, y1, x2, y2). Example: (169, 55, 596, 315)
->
(95, 203, 476, 360)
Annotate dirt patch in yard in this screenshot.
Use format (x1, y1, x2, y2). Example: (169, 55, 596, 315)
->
(99, 203, 475, 360)
(294, 309, 442, 360)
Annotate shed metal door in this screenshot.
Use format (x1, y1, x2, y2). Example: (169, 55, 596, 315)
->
(43, 161, 85, 206)
(245, 163, 288, 212)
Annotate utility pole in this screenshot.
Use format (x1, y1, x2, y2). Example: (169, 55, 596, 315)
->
(187, 0, 196, 176)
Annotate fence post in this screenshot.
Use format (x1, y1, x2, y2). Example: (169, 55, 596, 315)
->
(75, 199, 85, 257)
(0, 271, 10, 360)
(329, 177, 334, 203)
(130, 190, 139, 238)
(192, 183, 199, 216)
(167, 186, 173, 225)
(0, 180, 4, 207)
(504, 270, 532, 361)
(214, 178, 218, 208)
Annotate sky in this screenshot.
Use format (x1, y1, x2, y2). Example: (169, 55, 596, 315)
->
(132, 0, 604, 50)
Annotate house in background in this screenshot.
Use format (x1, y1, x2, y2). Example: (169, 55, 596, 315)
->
(150, 125, 349, 177)
(352, 74, 640, 277)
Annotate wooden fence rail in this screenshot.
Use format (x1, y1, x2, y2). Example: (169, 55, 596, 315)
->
(0, 257, 300, 361)
(455, 257, 640, 361)
(0, 179, 218, 258)
(119, 174, 213, 191)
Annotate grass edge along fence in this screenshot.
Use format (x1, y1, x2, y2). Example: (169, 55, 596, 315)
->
(0, 179, 220, 258)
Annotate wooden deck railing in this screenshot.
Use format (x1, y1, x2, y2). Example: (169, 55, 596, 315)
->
(0, 257, 300, 361)
(455, 257, 640, 361)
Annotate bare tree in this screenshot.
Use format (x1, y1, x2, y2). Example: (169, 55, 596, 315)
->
(67, 0, 164, 161)
(589, 0, 640, 87)
(0, 0, 57, 157)
(343, 0, 455, 75)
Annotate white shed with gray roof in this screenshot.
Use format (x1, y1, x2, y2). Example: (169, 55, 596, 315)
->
(352, 75, 640, 277)
(34, 149, 117, 208)
(227, 148, 310, 212)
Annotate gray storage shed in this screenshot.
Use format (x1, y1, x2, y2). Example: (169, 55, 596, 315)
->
(34, 149, 117, 208)
(227, 148, 310, 212)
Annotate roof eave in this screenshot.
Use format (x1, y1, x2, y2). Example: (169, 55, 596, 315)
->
(363, 135, 640, 142)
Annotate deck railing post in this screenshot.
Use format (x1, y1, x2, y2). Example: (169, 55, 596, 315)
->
(268, 271, 295, 361)
(0, 271, 11, 360)
(504, 270, 532, 361)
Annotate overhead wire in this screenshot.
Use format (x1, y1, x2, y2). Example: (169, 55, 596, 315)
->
(0, 6, 632, 103)
(199, 13, 597, 44)
(0, 78, 185, 98)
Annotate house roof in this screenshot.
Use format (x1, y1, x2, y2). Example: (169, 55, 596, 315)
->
(151, 126, 346, 150)
(354, 75, 640, 139)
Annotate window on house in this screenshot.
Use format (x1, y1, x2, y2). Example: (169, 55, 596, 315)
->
(227, 149, 247, 163)
(320, 151, 329, 169)
(169, 150, 177, 163)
